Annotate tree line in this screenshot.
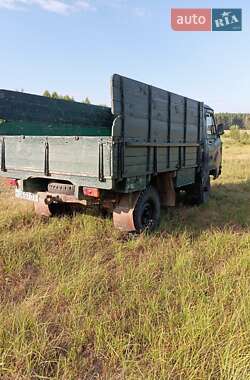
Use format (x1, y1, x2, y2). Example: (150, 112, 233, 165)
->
(42, 90, 91, 105)
(215, 113, 250, 130)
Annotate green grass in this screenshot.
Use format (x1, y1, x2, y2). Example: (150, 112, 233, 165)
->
(0, 141, 250, 379)
(224, 128, 250, 145)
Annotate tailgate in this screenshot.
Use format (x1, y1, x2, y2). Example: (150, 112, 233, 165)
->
(0, 136, 114, 188)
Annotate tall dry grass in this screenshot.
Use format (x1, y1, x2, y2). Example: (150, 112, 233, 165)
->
(0, 140, 250, 379)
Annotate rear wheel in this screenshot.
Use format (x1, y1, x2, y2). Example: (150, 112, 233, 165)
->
(133, 187, 161, 233)
(113, 187, 161, 233)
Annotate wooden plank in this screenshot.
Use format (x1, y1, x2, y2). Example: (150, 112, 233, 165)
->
(123, 117, 148, 139)
(125, 142, 199, 148)
(124, 147, 147, 158)
(125, 156, 148, 166)
(124, 164, 181, 177)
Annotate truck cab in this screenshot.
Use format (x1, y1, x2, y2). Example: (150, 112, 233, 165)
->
(205, 106, 224, 178)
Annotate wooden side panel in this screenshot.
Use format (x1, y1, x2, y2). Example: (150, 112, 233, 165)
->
(170, 94, 185, 143)
(111, 75, 202, 179)
(49, 138, 99, 176)
(151, 87, 168, 141)
(176, 168, 196, 187)
(112, 76, 149, 140)
(5, 137, 45, 172)
(186, 99, 200, 143)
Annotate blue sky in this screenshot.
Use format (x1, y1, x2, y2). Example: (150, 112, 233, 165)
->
(0, 0, 249, 112)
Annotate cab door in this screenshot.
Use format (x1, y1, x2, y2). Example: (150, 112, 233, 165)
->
(205, 110, 222, 178)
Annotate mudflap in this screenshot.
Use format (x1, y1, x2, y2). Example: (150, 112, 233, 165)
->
(34, 200, 52, 217)
(113, 192, 140, 232)
(156, 172, 176, 207)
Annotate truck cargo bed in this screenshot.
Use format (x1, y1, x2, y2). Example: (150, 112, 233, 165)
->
(0, 74, 206, 193)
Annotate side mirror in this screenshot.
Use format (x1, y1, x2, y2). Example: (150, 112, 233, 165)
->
(217, 123, 224, 136)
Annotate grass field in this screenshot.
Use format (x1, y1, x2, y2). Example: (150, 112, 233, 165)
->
(0, 140, 250, 379)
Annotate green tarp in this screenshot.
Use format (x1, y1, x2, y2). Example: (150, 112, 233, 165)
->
(0, 90, 113, 136)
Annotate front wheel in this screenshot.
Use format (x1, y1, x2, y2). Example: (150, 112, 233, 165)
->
(186, 175, 211, 205)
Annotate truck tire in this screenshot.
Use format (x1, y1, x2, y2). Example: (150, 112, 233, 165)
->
(187, 175, 211, 205)
(133, 187, 161, 233)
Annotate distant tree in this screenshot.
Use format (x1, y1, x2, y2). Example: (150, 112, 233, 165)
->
(51, 91, 59, 99)
(215, 113, 250, 130)
(43, 90, 51, 98)
(234, 115, 245, 129)
(83, 97, 91, 104)
(43, 91, 75, 101)
(63, 95, 74, 101)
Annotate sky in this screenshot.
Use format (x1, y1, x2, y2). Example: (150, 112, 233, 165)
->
(0, 0, 249, 112)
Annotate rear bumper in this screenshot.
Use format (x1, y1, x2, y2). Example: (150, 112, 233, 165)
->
(15, 189, 99, 207)
(37, 192, 94, 206)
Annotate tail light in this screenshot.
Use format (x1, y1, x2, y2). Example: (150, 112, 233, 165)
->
(83, 187, 100, 198)
(6, 178, 18, 187)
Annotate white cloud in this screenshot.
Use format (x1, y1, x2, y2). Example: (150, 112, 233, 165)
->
(98, 0, 125, 8)
(98, 2, 149, 17)
(134, 7, 149, 17)
(0, 0, 148, 16)
(74, 0, 93, 11)
(134, 7, 144, 17)
(0, 0, 95, 14)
